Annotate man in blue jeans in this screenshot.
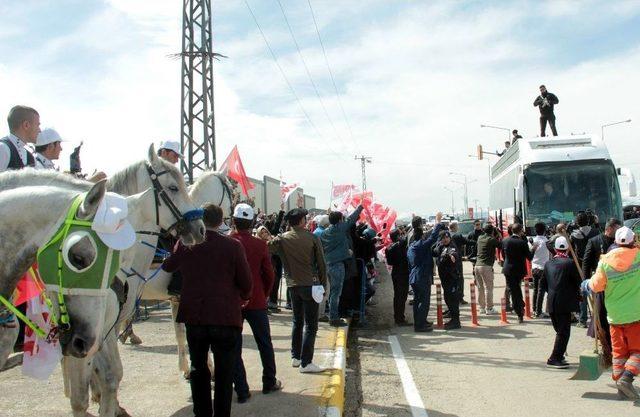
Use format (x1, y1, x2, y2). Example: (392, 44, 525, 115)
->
(268, 208, 328, 373)
(407, 212, 444, 332)
(321, 205, 364, 327)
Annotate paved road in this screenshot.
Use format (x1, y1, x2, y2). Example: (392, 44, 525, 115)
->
(0, 301, 338, 417)
(347, 262, 640, 417)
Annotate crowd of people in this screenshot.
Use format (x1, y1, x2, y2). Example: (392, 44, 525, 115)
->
(3, 103, 639, 413)
(384, 210, 639, 400)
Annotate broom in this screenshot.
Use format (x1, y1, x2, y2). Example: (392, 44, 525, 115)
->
(559, 232, 609, 380)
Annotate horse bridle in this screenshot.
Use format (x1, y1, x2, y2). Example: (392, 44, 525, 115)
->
(144, 163, 203, 236)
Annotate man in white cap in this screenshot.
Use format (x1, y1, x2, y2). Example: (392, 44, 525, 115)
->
(229, 203, 282, 403)
(0, 105, 40, 171)
(540, 236, 581, 369)
(583, 226, 640, 399)
(34, 128, 63, 170)
(158, 140, 183, 165)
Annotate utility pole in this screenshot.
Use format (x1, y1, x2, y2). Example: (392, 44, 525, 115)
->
(355, 155, 372, 191)
(179, 0, 218, 183)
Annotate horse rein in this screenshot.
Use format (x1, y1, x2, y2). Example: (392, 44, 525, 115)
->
(144, 163, 203, 237)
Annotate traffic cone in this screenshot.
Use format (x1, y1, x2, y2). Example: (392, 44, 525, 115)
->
(524, 278, 532, 319)
(499, 297, 510, 325)
(470, 282, 479, 327)
(436, 283, 444, 329)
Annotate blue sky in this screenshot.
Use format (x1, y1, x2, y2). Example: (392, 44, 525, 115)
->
(1, 0, 639, 213)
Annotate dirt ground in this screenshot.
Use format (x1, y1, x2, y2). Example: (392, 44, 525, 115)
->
(0, 302, 339, 417)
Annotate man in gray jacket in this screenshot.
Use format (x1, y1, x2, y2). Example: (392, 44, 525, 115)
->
(320, 205, 364, 327)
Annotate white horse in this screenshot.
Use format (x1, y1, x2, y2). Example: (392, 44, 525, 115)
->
(0, 172, 108, 369)
(61, 145, 206, 417)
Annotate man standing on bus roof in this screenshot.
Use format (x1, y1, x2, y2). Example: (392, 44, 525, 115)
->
(533, 85, 559, 137)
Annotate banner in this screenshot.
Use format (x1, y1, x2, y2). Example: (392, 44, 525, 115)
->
(22, 294, 61, 380)
(280, 182, 300, 204)
(220, 146, 255, 196)
(331, 184, 358, 212)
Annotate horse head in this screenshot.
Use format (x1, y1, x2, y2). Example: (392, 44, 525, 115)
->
(189, 170, 235, 218)
(146, 145, 205, 245)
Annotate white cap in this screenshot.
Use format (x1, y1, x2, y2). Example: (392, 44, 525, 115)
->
(233, 203, 254, 220)
(36, 128, 63, 146)
(158, 140, 183, 157)
(615, 226, 635, 246)
(318, 215, 330, 228)
(554, 236, 569, 250)
(91, 192, 136, 250)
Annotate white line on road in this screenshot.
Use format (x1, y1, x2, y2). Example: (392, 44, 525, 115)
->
(388, 335, 429, 417)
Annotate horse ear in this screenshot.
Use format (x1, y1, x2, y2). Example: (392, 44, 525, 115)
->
(148, 143, 160, 165)
(78, 179, 107, 220)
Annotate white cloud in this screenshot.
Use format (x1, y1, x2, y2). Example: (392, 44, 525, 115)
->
(1, 0, 638, 216)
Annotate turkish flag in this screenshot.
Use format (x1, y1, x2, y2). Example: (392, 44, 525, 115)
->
(220, 146, 255, 197)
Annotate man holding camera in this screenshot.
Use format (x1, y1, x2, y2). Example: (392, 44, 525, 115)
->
(533, 85, 559, 137)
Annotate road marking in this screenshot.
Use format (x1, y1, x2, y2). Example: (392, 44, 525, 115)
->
(388, 335, 429, 417)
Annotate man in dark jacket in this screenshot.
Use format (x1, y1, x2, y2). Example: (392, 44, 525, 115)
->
(583, 218, 622, 279)
(502, 223, 534, 323)
(533, 84, 559, 136)
(230, 204, 281, 403)
(267, 209, 285, 312)
(407, 212, 445, 332)
(570, 212, 599, 327)
(386, 230, 410, 326)
(449, 221, 469, 304)
(540, 236, 582, 369)
(433, 231, 461, 329)
(474, 224, 501, 314)
(163, 203, 253, 417)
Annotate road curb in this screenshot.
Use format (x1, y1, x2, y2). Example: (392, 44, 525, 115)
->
(318, 319, 349, 417)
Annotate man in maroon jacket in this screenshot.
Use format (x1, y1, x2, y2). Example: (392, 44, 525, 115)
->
(163, 203, 252, 417)
(230, 203, 282, 403)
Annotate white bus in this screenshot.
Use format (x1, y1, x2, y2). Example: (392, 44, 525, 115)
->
(487, 134, 636, 234)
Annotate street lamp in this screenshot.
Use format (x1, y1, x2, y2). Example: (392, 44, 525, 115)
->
(601, 119, 631, 140)
(480, 124, 511, 141)
(450, 171, 474, 216)
(443, 187, 455, 215)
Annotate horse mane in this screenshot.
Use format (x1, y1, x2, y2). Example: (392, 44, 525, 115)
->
(107, 158, 188, 196)
(190, 170, 229, 196)
(106, 160, 145, 195)
(0, 168, 91, 193)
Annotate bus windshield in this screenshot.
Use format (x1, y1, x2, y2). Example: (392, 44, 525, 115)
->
(525, 160, 622, 227)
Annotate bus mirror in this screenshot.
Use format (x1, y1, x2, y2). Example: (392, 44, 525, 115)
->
(515, 174, 525, 203)
(619, 167, 637, 197)
(477, 145, 483, 160)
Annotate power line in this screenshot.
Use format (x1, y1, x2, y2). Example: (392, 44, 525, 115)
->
(276, 0, 351, 154)
(243, 0, 346, 161)
(307, 0, 360, 153)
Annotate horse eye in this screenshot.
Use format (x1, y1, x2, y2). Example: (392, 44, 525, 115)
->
(168, 185, 179, 192)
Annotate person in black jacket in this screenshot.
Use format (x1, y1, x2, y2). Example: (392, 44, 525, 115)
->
(540, 236, 582, 369)
(582, 218, 622, 279)
(386, 230, 411, 326)
(266, 209, 286, 312)
(502, 223, 534, 323)
(533, 85, 559, 136)
(433, 231, 461, 329)
(449, 221, 469, 305)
